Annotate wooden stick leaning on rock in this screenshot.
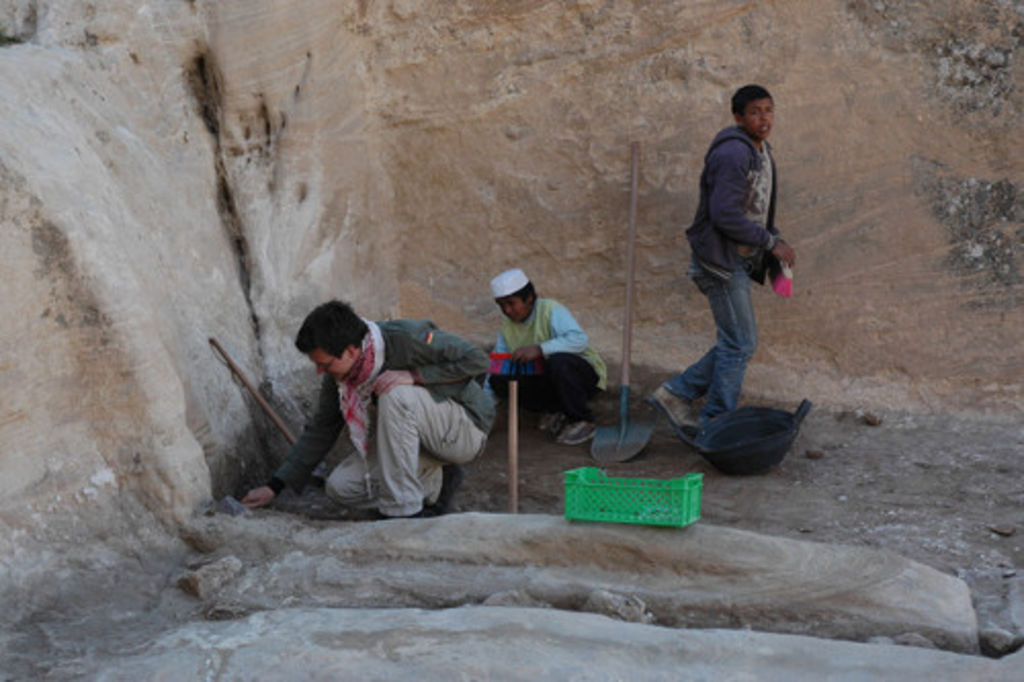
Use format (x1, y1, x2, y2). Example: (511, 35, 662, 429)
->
(209, 337, 297, 445)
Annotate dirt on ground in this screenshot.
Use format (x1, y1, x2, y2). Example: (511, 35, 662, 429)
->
(275, 384, 1024, 642)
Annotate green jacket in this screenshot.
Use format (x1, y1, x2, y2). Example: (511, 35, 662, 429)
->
(272, 319, 494, 492)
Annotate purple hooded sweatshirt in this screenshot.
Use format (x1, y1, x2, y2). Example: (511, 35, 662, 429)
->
(685, 125, 779, 283)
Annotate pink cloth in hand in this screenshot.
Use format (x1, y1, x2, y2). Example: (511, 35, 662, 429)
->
(772, 263, 793, 298)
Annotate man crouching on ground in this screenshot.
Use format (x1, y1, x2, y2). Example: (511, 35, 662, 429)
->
(242, 300, 495, 519)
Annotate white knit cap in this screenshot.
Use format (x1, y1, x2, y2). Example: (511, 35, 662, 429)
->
(490, 268, 530, 298)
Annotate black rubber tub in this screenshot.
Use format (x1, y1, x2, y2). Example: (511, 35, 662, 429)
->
(675, 399, 813, 475)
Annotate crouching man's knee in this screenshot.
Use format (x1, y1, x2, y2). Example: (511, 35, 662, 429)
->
(324, 461, 377, 508)
(376, 384, 420, 420)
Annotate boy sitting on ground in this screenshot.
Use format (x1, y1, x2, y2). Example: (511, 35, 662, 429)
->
(487, 267, 607, 445)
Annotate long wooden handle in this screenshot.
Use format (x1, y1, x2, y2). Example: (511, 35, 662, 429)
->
(508, 379, 518, 514)
(209, 337, 297, 445)
(621, 141, 640, 387)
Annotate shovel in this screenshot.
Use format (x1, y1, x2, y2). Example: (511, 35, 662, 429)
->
(591, 141, 654, 462)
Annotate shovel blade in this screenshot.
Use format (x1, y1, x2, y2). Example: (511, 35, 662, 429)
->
(590, 420, 654, 462)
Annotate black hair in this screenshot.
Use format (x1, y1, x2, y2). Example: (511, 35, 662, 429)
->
(294, 300, 368, 356)
(507, 281, 536, 303)
(731, 84, 773, 116)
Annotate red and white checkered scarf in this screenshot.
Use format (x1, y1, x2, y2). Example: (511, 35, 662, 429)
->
(338, 320, 384, 456)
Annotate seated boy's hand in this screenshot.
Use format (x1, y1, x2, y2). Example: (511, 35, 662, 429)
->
(511, 345, 543, 362)
(373, 369, 415, 395)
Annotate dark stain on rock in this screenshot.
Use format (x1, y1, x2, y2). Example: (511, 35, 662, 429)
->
(847, 0, 1019, 121)
(259, 99, 272, 141)
(22, 211, 148, 471)
(914, 157, 1021, 309)
(184, 46, 261, 338)
(30, 221, 118, 335)
(80, 304, 102, 328)
(186, 51, 222, 137)
(214, 167, 258, 335)
(31, 220, 75, 279)
(0, 2, 35, 45)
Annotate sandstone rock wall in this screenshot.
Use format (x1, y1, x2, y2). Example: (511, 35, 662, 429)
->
(1, 1, 1022, 675)
(0, 1, 260, 601)
(202, 0, 402, 373)
(194, 0, 1024, 421)
(0, 0, 1019, 617)
(358, 0, 1022, 416)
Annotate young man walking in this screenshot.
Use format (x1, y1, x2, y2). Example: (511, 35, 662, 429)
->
(649, 84, 796, 429)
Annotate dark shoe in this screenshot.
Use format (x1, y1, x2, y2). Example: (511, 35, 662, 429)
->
(430, 464, 464, 516)
(372, 465, 464, 520)
(372, 506, 439, 520)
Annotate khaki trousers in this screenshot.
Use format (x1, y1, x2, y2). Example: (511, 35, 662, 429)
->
(325, 384, 486, 516)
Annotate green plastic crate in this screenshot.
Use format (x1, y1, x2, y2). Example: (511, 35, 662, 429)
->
(563, 467, 703, 528)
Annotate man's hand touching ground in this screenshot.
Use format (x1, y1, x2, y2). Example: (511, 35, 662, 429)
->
(241, 486, 276, 509)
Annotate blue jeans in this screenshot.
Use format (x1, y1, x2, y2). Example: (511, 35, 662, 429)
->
(665, 258, 758, 423)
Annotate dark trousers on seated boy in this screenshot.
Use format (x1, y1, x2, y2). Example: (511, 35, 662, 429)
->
(489, 352, 600, 423)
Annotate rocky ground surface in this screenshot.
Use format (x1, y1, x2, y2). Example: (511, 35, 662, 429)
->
(5, 391, 1022, 680)
(499, 400, 1024, 649)
(278, 386, 1024, 656)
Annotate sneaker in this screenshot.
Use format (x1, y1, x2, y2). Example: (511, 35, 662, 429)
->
(647, 385, 699, 431)
(555, 420, 597, 445)
(537, 412, 568, 434)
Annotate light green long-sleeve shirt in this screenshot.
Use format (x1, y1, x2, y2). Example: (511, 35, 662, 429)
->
(496, 298, 607, 390)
